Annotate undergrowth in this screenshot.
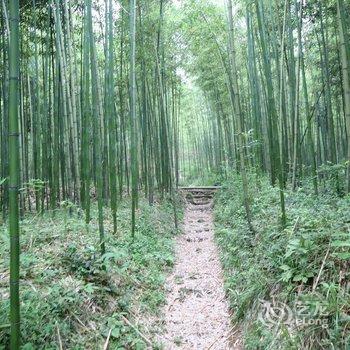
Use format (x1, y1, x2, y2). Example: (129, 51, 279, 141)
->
(179, 168, 225, 187)
(0, 196, 183, 349)
(214, 174, 350, 349)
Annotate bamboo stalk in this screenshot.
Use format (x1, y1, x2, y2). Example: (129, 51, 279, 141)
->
(8, 0, 20, 347)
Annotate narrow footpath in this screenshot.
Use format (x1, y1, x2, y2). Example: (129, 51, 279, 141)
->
(159, 188, 239, 349)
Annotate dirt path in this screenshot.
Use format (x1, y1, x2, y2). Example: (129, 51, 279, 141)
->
(158, 190, 238, 349)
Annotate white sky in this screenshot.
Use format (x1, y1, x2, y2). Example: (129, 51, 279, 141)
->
(173, 0, 226, 8)
(209, 0, 226, 7)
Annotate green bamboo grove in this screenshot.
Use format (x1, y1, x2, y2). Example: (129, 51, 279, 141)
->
(0, 0, 350, 347)
(0, 0, 181, 222)
(178, 0, 350, 224)
(1, 2, 181, 345)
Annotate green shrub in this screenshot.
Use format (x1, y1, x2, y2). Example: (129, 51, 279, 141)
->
(0, 197, 182, 349)
(215, 174, 350, 349)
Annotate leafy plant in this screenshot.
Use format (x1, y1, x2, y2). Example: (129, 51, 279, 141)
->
(215, 174, 350, 349)
(0, 198, 183, 348)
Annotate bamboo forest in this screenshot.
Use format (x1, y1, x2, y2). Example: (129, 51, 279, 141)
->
(0, 0, 350, 348)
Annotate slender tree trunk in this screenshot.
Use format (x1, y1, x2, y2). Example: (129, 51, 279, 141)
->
(255, 0, 286, 227)
(227, 0, 253, 231)
(86, 0, 105, 255)
(292, 0, 303, 190)
(337, 0, 350, 192)
(130, 0, 138, 237)
(8, 0, 20, 347)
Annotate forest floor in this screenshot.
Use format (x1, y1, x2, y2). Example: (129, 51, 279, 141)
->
(214, 174, 350, 349)
(0, 198, 181, 349)
(158, 190, 241, 349)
